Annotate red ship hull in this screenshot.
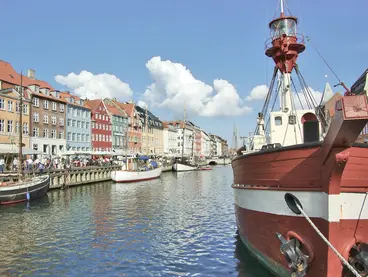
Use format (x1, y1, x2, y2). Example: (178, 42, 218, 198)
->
(232, 143, 368, 277)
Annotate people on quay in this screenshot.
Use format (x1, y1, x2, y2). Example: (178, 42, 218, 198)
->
(0, 157, 4, 173)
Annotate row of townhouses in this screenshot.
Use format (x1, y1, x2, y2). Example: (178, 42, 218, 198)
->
(0, 60, 228, 157)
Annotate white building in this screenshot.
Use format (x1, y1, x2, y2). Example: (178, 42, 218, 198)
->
(163, 123, 178, 155)
(201, 130, 211, 157)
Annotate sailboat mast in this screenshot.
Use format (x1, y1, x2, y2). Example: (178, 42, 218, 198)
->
(18, 72, 23, 180)
(280, 0, 284, 16)
(145, 105, 148, 155)
(181, 103, 186, 161)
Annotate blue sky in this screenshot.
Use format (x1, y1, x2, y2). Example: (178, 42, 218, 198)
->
(1, 0, 367, 145)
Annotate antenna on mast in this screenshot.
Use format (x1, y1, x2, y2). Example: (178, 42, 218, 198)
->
(280, 0, 284, 16)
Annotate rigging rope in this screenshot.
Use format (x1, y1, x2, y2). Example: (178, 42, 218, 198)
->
(296, 202, 362, 277)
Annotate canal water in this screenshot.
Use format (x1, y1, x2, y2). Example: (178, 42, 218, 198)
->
(0, 165, 274, 277)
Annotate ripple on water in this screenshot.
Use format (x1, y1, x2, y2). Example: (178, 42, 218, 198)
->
(0, 167, 275, 277)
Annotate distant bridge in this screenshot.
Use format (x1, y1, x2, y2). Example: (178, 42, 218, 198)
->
(206, 157, 231, 165)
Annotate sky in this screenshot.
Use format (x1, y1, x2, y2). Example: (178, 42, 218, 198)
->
(1, 0, 367, 145)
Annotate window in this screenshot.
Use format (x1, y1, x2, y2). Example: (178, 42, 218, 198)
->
(77, 134, 81, 142)
(86, 122, 89, 129)
(16, 102, 20, 113)
(72, 133, 76, 141)
(23, 123, 28, 135)
(0, 119, 4, 132)
(43, 114, 49, 124)
(59, 118, 64, 126)
(77, 121, 81, 128)
(43, 100, 49, 109)
(72, 120, 76, 127)
(275, 116, 283, 126)
(82, 134, 85, 142)
(59, 130, 64, 139)
(33, 127, 39, 137)
(32, 97, 39, 107)
(52, 116, 57, 125)
(52, 102, 57, 111)
(73, 108, 77, 117)
(43, 129, 48, 138)
(67, 106, 72, 113)
(0, 99, 4, 110)
(67, 119, 71, 126)
(33, 113, 39, 122)
(91, 122, 94, 128)
(7, 120, 13, 133)
(60, 104, 64, 112)
(33, 144, 38, 150)
(7, 100, 12, 112)
(83, 111, 86, 118)
(23, 104, 28, 114)
(82, 121, 85, 129)
(67, 132, 71, 141)
(86, 134, 90, 142)
(51, 129, 56, 138)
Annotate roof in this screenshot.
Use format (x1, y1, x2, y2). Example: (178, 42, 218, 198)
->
(85, 99, 103, 111)
(135, 105, 162, 123)
(103, 101, 127, 117)
(116, 102, 134, 116)
(60, 92, 90, 109)
(0, 60, 53, 89)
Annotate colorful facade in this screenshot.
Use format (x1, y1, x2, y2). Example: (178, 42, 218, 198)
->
(113, 101, 142, 154)
(60, 92, 91, 152)
(102, 99, 128, 153)
(86, 100, 112, 152)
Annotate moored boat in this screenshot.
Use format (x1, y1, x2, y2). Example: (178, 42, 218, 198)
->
(111, 155, 163, 183)
(232, 2, 368, 277)
(172, 161, 197, 172)
(0, 73, 50, 205)
(0, 175, 50, 205)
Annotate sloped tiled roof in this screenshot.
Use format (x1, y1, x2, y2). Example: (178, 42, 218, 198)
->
(116, 102, 134, 117)
(103, 101, 127, 117)
(60, 92, 90, 109)
(0, 60, 53, 89)
(85, 99, 103, 111)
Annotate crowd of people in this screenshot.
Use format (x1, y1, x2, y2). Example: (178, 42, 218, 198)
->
(0, 155, 118, 173)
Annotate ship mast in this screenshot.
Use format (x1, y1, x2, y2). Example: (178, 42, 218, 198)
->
(18, 72, 23, 181)
(181, 102, 186, 162)
(265, 0, 305, 113)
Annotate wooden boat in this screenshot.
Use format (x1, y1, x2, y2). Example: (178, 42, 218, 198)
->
(172, 104, 198, 172)
(0, 175, 50, 205)
(111, 156, 162, 183)
(0, 73, 50, 205)
(232, 2, 368, 277)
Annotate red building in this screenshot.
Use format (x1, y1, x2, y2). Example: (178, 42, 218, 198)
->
(85, 99, 112, 152)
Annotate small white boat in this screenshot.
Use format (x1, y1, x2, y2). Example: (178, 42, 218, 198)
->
(111, 167, 162, 183)
(111, 155, 163, 183)
(172, 161, 198, 172)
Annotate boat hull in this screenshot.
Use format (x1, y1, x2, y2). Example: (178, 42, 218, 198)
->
(232, 143, 368, 277)
(111, 167, 163, 183)
(172, 162, 197, 172)
(0, 175, 50, 205)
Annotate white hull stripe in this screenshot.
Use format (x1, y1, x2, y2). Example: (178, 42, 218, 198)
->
(233, 187, 368, 222)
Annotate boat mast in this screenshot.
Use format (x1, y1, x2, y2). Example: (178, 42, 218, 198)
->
(181, 102, 186, 162)
(145, 105, 148, 155)
(18, 72, 23, 181)
(280, 0, 284, 16)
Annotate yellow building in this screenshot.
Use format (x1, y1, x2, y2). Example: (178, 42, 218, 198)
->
(0, 87, 31, 150)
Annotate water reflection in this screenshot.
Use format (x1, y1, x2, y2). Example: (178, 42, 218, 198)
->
(0, 166, 274, 277)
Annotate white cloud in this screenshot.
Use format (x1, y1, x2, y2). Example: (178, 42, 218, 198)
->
(245, 85, 269, 101)
(137, 100, 147, 108)
(141, 56, 252, 117)
(55, 70, 133, 100)
(294, 87, 326, 109)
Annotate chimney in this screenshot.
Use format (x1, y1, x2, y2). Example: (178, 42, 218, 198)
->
(27, 69, 35, 79)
